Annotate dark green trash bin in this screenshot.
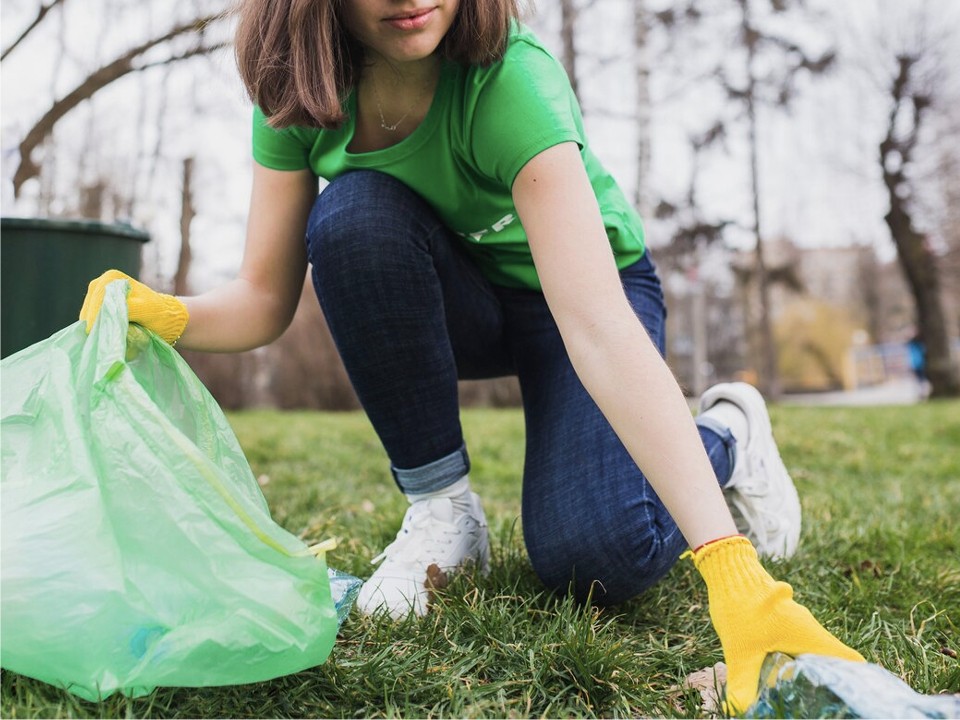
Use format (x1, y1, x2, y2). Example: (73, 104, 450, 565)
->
(1, 217, 150, 358)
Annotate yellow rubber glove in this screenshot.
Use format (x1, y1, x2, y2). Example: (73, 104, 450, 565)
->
(689, 536, 865, 715)
(79, 269, 189, 345)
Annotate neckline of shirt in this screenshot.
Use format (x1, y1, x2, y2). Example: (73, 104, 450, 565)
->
(343, 59, 454, 165)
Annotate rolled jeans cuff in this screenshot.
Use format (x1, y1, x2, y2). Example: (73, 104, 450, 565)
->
(392, 444, 471, 495)
(695, 415, 737, 487)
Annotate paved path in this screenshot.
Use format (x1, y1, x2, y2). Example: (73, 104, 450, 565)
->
(780, 378, 924, 407)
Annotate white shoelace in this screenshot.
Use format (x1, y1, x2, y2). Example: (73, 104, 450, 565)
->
(734, 456, 787, 534)
(370, 501, 462, 567)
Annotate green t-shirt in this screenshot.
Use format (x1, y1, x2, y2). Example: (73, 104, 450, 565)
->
(252, 25, 645, 290)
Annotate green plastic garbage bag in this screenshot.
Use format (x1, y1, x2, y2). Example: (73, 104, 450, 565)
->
(1, 281, 350, 700)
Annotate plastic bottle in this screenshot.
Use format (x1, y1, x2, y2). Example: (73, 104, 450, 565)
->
(328, 567, 362, 626)
(744, 653, 960, 719)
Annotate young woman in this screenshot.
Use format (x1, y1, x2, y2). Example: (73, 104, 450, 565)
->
(80, 0, 864, 710)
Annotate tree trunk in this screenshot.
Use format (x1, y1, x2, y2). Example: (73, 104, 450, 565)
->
(559, 0, 580, 102)
(883, 196, 958, 397)
(880, 57, 959, 398)
(634, 0, 652, 215)
(741, 0, 780, 398)
(174, 157, 195, 296)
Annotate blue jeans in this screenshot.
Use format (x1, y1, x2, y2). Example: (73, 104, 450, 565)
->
(306, 171, 735, 605)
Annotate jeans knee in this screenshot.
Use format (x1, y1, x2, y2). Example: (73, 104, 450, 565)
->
(524, 515, 684, 606)
(305, 170, 429, 268)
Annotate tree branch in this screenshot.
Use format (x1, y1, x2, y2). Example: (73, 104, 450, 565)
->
(137, 40, 230, 73)
(1, 0, 68, 61)
(13, 14, 225, 196)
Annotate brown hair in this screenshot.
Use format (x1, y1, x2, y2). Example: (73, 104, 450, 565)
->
(235, 0, 522, 130)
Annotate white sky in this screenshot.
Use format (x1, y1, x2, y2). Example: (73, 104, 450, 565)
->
(2, 0, 958, 287)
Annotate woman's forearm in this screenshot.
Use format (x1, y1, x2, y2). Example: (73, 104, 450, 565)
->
(513, 142, 737, 549)
(177, 274, 306, 352)
(556, 298, 738, 549)
(176, 165, 316, 353)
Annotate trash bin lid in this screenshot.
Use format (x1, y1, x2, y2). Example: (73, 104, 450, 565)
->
(1, 217, 150, 242)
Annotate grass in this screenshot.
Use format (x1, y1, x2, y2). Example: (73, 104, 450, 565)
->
(3, 402, 958, 718)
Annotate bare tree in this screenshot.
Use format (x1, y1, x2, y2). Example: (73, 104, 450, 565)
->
(651, 125, 740, 392)
(727, 0, 835, 398)
(559, 0, 580, 102)
(633, 0, 652, 215)
(879, 53, 959, 396)
(652, 0, 835, 397)
(173, 157, 195, 296)
(936, 137, 960, 340)
(8, 9, 228, 196)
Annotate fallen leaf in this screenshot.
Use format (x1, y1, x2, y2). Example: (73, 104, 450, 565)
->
(425, 563, 449, 607)
(683, 662, 727, 714)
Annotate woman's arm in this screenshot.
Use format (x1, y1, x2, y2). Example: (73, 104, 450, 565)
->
(176, 164, 317, 352)
(512, 141, 737, 550)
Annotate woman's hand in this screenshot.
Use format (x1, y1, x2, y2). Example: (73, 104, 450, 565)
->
(80, 269, 188, 344)
(690, 536, 865, 713)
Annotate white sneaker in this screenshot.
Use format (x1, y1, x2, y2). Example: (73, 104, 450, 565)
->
(357, 493, 490, 619)
(699, 382, 801, 559)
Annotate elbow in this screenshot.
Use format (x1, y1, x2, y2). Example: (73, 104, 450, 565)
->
(553, 307, 616, 357)
(266, 317, 296, 345)
(258, 300, 299, 346)
(551, 294, 650, 366)
(225, 299, 299, 352)
(550, 291, 631, 341)
(236, 274, 304, 349)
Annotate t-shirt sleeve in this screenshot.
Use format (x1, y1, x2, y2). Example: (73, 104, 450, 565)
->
(251, 106, 313, 171)
(469, 37, 584, 188)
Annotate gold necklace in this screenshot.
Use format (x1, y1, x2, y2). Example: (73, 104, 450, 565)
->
(372, 79, 415, 132)
(371, 67, 437, 132)
(373, 86, 413, 132)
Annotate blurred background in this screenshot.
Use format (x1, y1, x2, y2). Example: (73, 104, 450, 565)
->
(2, 0, 958, 407)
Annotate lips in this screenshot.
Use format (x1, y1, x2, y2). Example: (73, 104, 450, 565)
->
(386, 7, 432, 20)
(383, 6, 435, 30)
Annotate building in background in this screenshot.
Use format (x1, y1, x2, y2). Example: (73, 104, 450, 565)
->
(662, 237, 955, 394)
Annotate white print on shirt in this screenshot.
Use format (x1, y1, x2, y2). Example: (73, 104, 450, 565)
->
(458, 213, 516, 242)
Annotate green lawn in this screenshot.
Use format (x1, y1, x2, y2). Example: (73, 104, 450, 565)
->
(3, 403, 958, 718)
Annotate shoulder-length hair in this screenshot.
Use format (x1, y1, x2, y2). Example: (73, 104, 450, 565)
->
(235, 0, 521, 130)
